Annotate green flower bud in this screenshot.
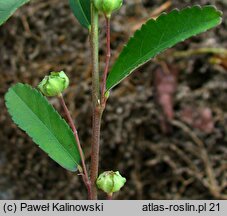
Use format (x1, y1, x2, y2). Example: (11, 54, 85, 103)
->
(96, 171, 126, 195)
(38, 71, 69, 97)
(94, 0, 123, 17)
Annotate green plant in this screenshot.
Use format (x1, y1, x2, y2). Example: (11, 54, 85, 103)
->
(1, 0, 222, 199)
(96, 171, 126, 199)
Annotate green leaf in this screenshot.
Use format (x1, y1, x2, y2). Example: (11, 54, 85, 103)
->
(106, 5, 222, 90)
(5, 84, 81, 172)
(0, 0, 30, 26)
(69, 0, 91, 29)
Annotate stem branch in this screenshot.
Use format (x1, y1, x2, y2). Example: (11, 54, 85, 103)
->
(101, 16, 111, 105)
(58, 94, 91, 199)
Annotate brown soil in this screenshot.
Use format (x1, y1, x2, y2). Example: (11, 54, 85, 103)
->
(0, 0, 227, 199)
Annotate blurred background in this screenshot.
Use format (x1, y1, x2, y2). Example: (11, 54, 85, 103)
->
(0, 0, 227, 199)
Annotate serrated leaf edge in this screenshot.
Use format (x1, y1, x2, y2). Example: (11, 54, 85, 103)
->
(106, 5, 222, 91)
(5, 83, 79, 171)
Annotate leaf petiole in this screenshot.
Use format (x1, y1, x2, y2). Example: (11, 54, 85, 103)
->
(58, 94, 92, 199)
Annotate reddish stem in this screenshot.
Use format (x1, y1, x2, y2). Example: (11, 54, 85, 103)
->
(101, 16, 111, 106)
(90, 107, 103, 199)
(90, 15, 111, 199)
(107, 194, 113, 200)
(58, 94, 92, 199)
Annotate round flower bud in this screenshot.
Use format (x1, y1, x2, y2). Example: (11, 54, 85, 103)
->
(94, 0, 123, 18)
(38, 71, 69, 97)
(96, 171, 126, 195)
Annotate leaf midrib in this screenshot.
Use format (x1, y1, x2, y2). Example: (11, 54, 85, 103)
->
(11, 88, 78, 165)
(77, 0, 89, 27)
(108, 13, 221, 89)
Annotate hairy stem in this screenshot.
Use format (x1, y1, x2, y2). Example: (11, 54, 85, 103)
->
(90, 4, 112, 200)
(91, 106, 103, 199)
(58, 94, 91, 200)
(90, 2, 101, 200)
